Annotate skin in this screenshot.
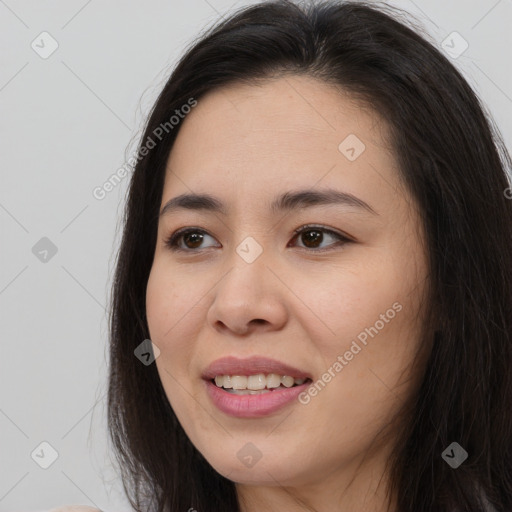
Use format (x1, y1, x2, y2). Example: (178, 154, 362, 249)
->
(146, 75, 431, 512)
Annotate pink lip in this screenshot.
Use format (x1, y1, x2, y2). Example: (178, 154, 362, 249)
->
(201, 355, 312, 380)
(204, 379, 311, 418)
(202, 356, 312, 418)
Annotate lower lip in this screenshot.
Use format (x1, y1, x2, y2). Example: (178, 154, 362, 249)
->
(204, 379, 311, 418)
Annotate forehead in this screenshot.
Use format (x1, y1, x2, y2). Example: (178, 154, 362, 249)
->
(162, 75, 403, 218)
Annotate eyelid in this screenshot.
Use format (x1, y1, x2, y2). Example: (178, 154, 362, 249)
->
(164, 224, 353, 253)
(292, 224, 354, 242)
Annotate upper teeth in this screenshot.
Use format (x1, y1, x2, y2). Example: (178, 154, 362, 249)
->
(214, 374, 306, 390)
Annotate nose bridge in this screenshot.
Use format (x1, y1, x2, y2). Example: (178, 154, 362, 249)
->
(220, 204, 292, 295)
(207, 234, 288, 333)
(224, 233, 271, 294)
(223, 204, 274, 266)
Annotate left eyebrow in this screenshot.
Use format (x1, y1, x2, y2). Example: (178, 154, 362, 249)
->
(159, 187, 379, 218)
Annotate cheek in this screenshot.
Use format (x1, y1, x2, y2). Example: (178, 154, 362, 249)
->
(146, 265, 200, 419)
(299, 300, 421, 453)
(300, 259, 424, 390)
(146, 266, 172, 338)
(290, 262, 396, 346)
(145, 265, 197, 381)
(146, 261, 200, 342)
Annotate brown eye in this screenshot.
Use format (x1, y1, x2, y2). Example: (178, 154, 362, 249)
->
(164, 228, 217, 251)
(181, 231, 204, 249)
(291, 225, 350, 252)
(299, 228, 324, 248)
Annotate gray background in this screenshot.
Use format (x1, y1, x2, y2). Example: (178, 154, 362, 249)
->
(0, 0, 511, 511)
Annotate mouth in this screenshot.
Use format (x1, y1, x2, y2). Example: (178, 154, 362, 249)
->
(210, 374, 313, 395)
(202, 356, 314, 417)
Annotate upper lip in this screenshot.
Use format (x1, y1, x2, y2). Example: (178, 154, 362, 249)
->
(202, 356, 312, 380)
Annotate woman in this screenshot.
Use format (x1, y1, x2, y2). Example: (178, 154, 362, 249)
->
(102, 1, 512, 511)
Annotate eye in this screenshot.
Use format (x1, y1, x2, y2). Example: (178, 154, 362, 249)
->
(290, 224, 351, 251)
(164, 227, 218, 252)
(164, 224, 351, 253)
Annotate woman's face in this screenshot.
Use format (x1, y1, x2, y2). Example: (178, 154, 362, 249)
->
(146, 75, 429, 495)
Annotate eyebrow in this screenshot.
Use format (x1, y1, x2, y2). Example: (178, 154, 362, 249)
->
(159, 188, 378, 218)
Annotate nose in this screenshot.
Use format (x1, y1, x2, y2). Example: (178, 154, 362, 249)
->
(206, 254, 289, 336)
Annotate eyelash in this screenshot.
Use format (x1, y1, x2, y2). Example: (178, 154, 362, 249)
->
(163, 224, 352, 253)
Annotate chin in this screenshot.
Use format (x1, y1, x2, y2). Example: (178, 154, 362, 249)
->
(202, 448, 306, 486)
